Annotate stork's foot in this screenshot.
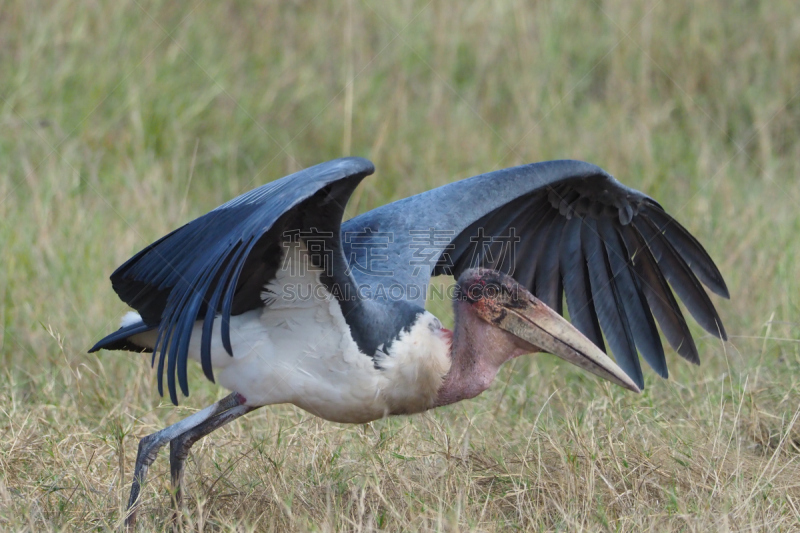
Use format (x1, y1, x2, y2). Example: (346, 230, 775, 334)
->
(168, 404, 256, 525)
(123, 392, 247, 530)
(169, 437, 190, 515)
(125, 434, 164, 528)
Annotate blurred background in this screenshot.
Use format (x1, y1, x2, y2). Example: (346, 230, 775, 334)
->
(1, 1, 799, 530)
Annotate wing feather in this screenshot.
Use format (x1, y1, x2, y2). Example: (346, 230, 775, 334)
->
(598, 219, 667, 377)
(634, 217, 727, 340)
(200, 240, 249, 382)
(618, 225, 699, 364)
(560, 216, 606, 352)
(513, 206, 558, 290)
(642, 203, 729, 298)
(534, 215, 566, 314)
(583, 218, 644, 388)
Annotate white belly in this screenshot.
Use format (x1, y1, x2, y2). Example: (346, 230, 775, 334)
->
(186, 307, 386, 423)
(131, 243, 452, 423)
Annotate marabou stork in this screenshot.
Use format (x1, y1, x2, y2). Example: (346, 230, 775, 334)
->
(90, 157, 728, 526)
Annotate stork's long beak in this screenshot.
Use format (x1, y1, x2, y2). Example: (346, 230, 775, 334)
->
(480, 294, 641, 393)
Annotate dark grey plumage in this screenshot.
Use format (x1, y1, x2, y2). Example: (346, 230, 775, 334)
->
(92, 157, 729, 402)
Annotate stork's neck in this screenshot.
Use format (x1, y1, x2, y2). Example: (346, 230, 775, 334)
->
(434, 300, 532, 407)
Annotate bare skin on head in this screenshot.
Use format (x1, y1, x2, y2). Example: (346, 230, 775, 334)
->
(434, 268, 640, 408)
(434, 297, 533, 406)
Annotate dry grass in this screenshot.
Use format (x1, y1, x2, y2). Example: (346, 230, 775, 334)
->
(1, 0, 800, 530)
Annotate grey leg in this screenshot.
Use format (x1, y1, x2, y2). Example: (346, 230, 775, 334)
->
(125, 392, 247, 529)
(169, 404, 258, 518)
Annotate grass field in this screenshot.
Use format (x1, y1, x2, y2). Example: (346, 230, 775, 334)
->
(1, 0, 800, 530)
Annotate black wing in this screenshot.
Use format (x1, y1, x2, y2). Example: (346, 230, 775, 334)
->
(342, 160, 728, 389)
(92, 157, 374, 404)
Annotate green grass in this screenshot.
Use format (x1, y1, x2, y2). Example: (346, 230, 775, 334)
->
(1, 0, 800, 530)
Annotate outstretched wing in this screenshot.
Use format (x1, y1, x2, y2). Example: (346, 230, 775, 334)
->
(93, 157, 374, 404)
(342, 160, 728, 389)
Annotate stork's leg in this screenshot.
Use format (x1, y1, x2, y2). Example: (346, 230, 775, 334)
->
(169, 404, 258, 518)
(125, 392, 247, 529)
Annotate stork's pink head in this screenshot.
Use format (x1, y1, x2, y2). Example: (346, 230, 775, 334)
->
(435, 268, 639, 407)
